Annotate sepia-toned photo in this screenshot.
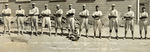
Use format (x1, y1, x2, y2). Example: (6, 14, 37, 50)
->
(0, 0, 149, 52)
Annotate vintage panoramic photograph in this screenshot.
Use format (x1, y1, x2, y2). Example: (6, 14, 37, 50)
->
(0, 0, 150, 52)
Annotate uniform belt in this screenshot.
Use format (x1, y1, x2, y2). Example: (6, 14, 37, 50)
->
(67, 16, 74, 19)
(16, 14, 25, 17)
(34, 14, 39, 16)
(66, 15, 74, 17)
(66, 13, 74, 17)
(124, 17, 133, 20)
(92, 16, 100, 20)
(42, 15, 50, 17)
(2, 14, 11, 16)
(108, 16, 117, 19)
(79, 15, 88, 18)
(28, 14, 39, 16)
(66, 15, 73, 17)
(92, 15, 100, 18)
(54, 14, 62, 17)
(140, 16, 147, 19)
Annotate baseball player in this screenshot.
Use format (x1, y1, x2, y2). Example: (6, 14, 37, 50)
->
(29, 3, 39, 35)
(16, 4, 25, 35)
(66, 4, 75, 37)
(41, 4, 52, 36)
(2, 4, 12, 35)
(139, 7, 148, 39)
(108, 4, 119, 39)
(79, 4, 89, 38)
(92, 5, 103, 38)
(54, 4, 63, 36)
(123, 5, 135, 40)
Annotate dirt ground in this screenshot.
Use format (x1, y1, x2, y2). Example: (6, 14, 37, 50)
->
(0, 23, 150, 52)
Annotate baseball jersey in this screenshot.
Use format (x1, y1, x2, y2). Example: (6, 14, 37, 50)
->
(66, 8, 75, 15)
(16, 9, 25, 15)
(124, 11, 135, 17)
(29, 7, 39, 15)
(41, 9, 51, 15)
(2, 8, 11, 14)
(140, 12, 148, 17)
(109, 9, 118, 17)
(55, 9, 63, 14)
(79, 9, 89, 16)
(92, 11, 103, 17)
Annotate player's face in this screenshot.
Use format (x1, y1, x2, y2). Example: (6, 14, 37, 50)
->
(69, 5, 72, 9)
(45, 6, 47, 9)
(83, 6, 85, 10)
(112, 6, 115, 10)
(96, 6, 98, 11)
(19, 5, 21, 10)
(56, 6, 59, 10)
(143, 8, 146, 12)
(5, 5, 8, 9)
(32, 4, 35, 8)
(142, 8, 145, 12)
(128, 7, 131, 11)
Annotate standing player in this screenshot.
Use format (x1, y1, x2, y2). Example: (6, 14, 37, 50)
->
(139, 7, 148, 39)
(41, 4, 52, 36)
(29, 3, 39, 35)
(108, 4, 119, 39)
(92, 5, 103, 38)
(2, 4, 12, 35)
(66, 4, 75, 37)
(54, 4, 63, 36)
(16, 4, 25, 35)
(79, 4, 89, 38)
(123, 5, 135, 40)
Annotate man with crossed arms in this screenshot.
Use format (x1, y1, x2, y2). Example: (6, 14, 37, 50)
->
(123, 5, 135, 40)
(41, 4, 52, 36)
(29, 3, 39, 35)
(79, 4, 89, 38)
(2, 4, 12, 35)
(54, 4, 63, 36)
(16, 4, 25, 35)
(66, 4, 76, 37)
(139, 7, 148, 39)
(92, 5, 103, 38)
(108, 4, 119, 39)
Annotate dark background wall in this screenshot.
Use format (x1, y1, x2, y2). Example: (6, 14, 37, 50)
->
(0, 0, 137, 25)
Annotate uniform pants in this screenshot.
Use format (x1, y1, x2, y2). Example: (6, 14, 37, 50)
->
(139, 19, 147, 31)
(125, 20, 134, 31)
(80, 18, 88, 34)
(109, 18, 118, 31)
(67, 17, 75, 31)
(17, 17, 25, 32)
(55, 17, 62, 29)
(42, 17, 51, 28)
(3, 16, 11, 32)
(93, 19, 102, 34)
(31, 16, 38, 31)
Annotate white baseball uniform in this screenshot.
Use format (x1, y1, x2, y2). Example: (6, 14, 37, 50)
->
(55, 9, 63, 29)
(79, 9, 89, 30)
(139, 11, 148, 31)
(41, 9, 51, 28)
(16, 9, 25, 27)
(29, 7, 39, 31)
(108, 9, 118, 31)
(66, 8, 75, 30)
(124, 10, 135, 31)
(2, 8, 11, 27)
(92, 10, 103, 35)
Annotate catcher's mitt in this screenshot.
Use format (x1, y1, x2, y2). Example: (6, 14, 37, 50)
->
(69, 34, 80, 41)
